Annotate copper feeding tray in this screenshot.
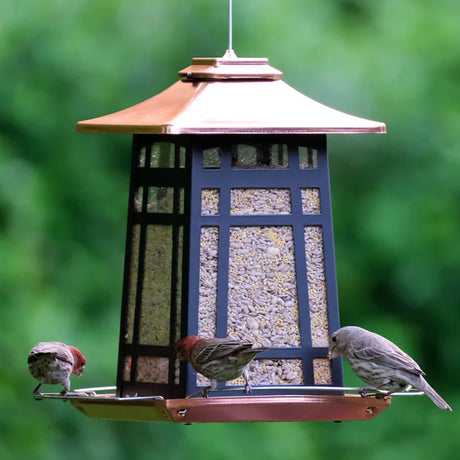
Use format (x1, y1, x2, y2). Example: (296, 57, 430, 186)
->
(34, 388, 395, 423)
(71, 394, 390, 423)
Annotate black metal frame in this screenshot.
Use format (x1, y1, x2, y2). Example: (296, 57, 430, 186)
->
(117, 134, 343, 399)
(117, 135, 191, 398)
(186, 135, 342, 396)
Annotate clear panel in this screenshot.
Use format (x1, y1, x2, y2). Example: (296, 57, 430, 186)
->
(135, 187, 183, 214)
(228, 226, 300, 347)
(134, 187, 143, 212)
(124, 356, 170, 384)
(197, 372, 210, 387)
(231, 188, 291, 215)
(178, 188, 185, 214)
(139, 225, 172, 345)
(136, 356, 169, 383)
(123, 356, 132, 381)
(197, 359, 304, 388)
(313, 358, 332, 384)
(174, 226, 184, 343)
(179, 146, 186, 168)
(228, 359, 304, 385)
(232, 143, 288, 169)
(299, 146, 318, 169)
(125, 225, 140, 344)
(201, 189, 220, 215)
(301, 188, 321, 214)
(198, 227, 219, 338)
(138, 146, 146, 167)
(203, 147, 221, 169)
(174, 358, 181, 385)
(151, 142, 175, 168)
(147, 187, 174, 213)
(304, 226, 329, 347)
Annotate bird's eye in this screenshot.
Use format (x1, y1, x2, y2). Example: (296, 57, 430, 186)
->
(332, 336, 337, 342)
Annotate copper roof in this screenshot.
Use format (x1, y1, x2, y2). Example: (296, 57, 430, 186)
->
(77, 57, 386, 135)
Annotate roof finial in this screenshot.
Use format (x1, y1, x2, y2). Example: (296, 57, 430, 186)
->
(223, 0, 237, 59)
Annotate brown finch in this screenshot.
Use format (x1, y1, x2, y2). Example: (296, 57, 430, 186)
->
(329, 326, 452, 411)
(28, 342, 86, 395)
(176, 336, 268, 396)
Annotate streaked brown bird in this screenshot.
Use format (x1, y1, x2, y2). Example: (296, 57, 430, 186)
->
(176, 335, 268, 397)
(28, 342, 86, 395)
(329, 326, 451, 411)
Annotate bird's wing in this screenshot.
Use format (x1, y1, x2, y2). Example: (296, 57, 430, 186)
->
(353, 337, 424, 376)
(194, 341, 253, 365)
(28, 351, 58, 365)
(29, 343, 74, 366)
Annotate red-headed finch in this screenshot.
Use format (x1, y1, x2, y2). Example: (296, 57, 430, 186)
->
(176, 336, 268, 396)
(329, 326, 451, 411)
(28, 342, 86, 395)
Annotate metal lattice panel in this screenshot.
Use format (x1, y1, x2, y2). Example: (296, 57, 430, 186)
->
(185, 135, 342, 396)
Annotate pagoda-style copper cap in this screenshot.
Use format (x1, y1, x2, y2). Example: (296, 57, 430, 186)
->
(77, 56, 386, 135)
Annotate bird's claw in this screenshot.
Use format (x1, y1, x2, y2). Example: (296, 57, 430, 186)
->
(244, 384, 252, 395)
(359, 387, 391, 400)
(358, 386, 375, 398)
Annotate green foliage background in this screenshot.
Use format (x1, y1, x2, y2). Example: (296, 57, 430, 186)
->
(1, 0, 459, 458)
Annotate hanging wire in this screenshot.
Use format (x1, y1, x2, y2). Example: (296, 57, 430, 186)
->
(224, 0, 237, 58)
(228, 0, 232, 53)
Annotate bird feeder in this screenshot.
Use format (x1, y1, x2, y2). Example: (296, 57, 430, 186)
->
(61, 53, 391, 422)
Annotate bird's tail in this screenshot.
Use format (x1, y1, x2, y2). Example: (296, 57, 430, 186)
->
(239, 346, 269, 363)
(418, 377, 452, 411)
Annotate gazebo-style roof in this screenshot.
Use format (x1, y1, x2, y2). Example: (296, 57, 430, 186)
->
(76, 56, 386, 135)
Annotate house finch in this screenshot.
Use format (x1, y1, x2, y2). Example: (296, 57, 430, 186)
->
(176, 336, 268, 397)
(329, 326, 452, 411)
(28, 342, 86, 395)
